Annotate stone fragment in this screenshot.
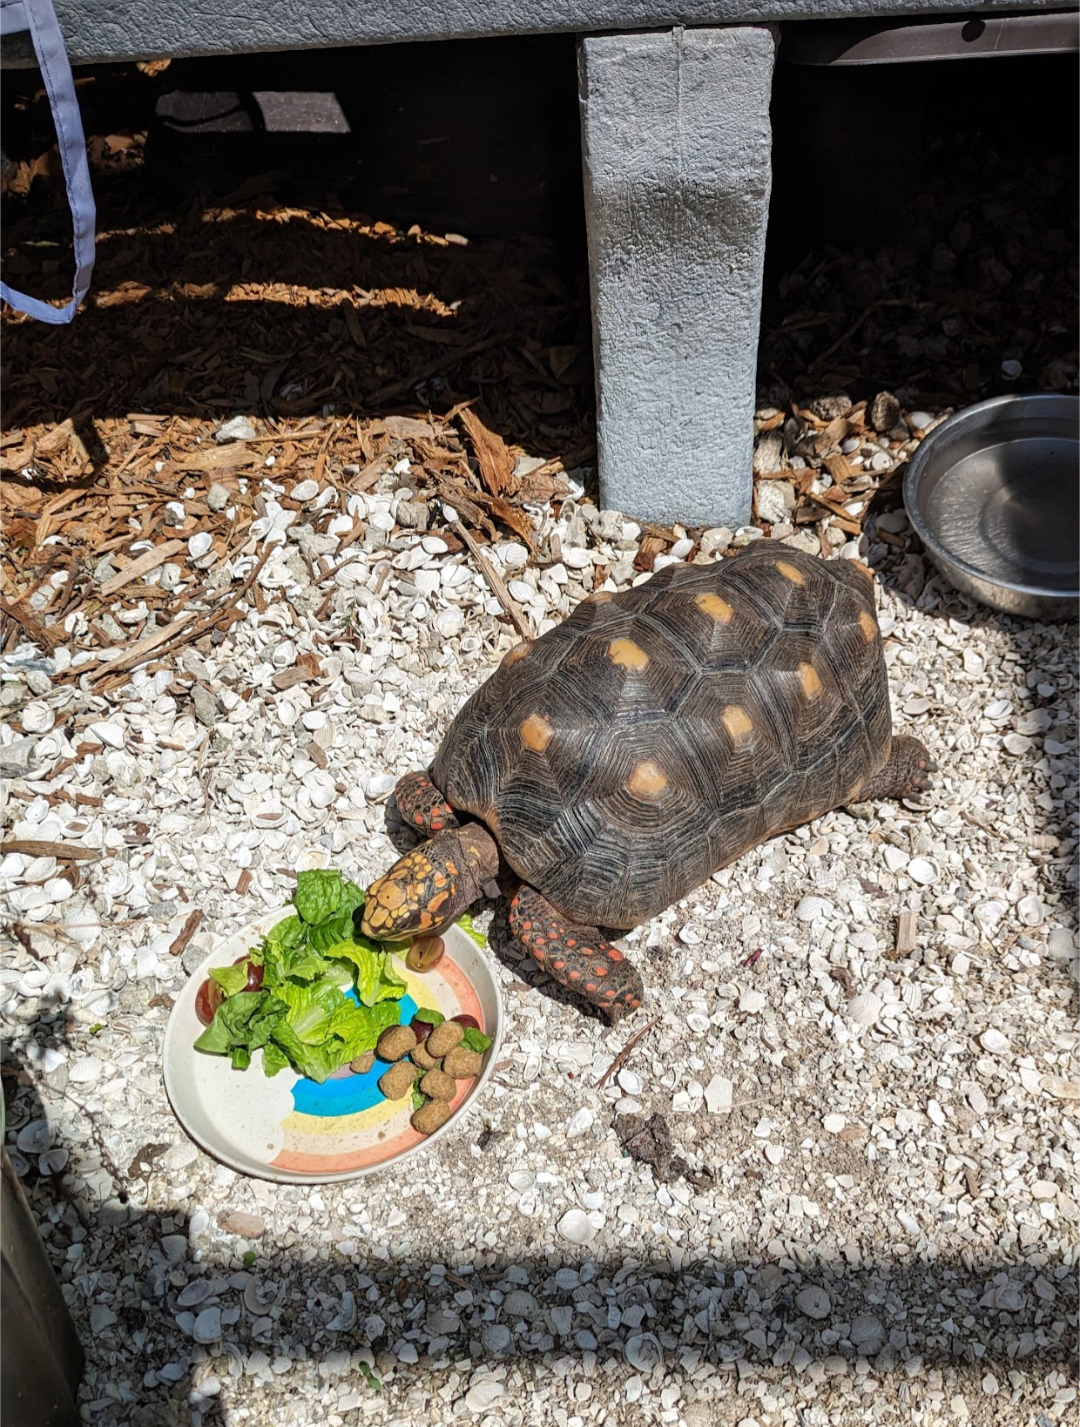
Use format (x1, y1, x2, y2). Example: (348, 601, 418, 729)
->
(623, 1332, 663, 1372)
(846, 993, 882, 1026)
(869, 391, 900, 433)
(464, 1379, 504, 1412)
(556, 1209, 596, 1245)
(979, 1029, 1010, 1055)
(192, 1306, 222, 1343)
(704, 1076, 733, 1114)
(215, 416, 256, 443)
(795, 1286, 831, 1320)
(217, 1210, 266, 1238)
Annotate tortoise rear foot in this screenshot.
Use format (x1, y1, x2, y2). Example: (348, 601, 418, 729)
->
(860, 735, 936, 802)
(509, 885, 644, 1024)
(394, 770, 460, 838)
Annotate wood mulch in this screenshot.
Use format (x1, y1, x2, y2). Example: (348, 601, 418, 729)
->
(1, 117, 596, 676)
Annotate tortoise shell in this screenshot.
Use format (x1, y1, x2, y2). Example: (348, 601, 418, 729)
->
(432, 542, 891, 929)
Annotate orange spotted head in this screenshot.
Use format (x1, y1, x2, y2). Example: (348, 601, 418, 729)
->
(361, 829, 487, 943)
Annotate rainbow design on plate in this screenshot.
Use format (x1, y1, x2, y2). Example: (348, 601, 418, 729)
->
(270, 956, 484, 1175)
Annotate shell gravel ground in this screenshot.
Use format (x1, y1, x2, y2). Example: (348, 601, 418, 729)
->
(2, 92, 1078, 1427)
(1, 468, 1078, 1427)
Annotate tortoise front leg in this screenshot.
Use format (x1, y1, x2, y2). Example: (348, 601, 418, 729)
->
(509, 885, 644, 1024)
(395, 770, 460, 837)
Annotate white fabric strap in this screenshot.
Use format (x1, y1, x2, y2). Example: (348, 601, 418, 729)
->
(0, 0, 96, 323)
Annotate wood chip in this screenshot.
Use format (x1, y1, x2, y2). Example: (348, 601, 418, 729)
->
(1, 839, 101, 861)
(173, 445, 259, 473)
(92, 613, 197, 674)
(0, 595, 56, 653)
(272, 666, 315, 691)
(168, 909, 203, 957)
(895, 910, 918, 956)
(98, 539, 186, 596)
(458, 407, 516, 499)
(449, 521, 533, 640)
(634, 535, 665, 572)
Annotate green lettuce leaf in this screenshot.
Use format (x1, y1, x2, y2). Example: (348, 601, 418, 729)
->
(267, 1019, 340, 1083)
(195, 866, 401, 1083)
(273, 980, 344, 1045)
(261, 1042, 290, 1077)
(412, 1007, 444, 1027)
(330, 1000, 401, 1061)
(194, 990, 286, 1058)
(460, 1026, 493, 1053)
(457, 913, 486, 949)
(293, 869, 345, 925)
(208, 962, 249, 997)
(333, 939, 407, 1006)
(307, 879, 366, 950)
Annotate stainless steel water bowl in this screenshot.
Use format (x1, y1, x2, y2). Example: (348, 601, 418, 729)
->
(903, 393, 1079, 617)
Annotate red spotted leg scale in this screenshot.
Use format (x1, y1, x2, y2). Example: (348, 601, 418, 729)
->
(509, 884, 644, 1023)
(395, 770, 461, 837)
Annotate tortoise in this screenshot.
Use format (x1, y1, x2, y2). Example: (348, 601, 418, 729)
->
(360, 542, 933, 1021)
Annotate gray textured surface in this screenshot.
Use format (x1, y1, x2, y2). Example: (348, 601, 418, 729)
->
(0, 0, 1050, 65)
(580, 27, 775, 527)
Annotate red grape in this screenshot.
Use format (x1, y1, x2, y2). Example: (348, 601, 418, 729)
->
(196, 959, 263, 1025)
(194, 978, 224, 1026)
(233, 956, 264, 991)
(406, 936, 445, 972)
(410, 1017, 434, 1043)
(452, 1014, 480, 1031)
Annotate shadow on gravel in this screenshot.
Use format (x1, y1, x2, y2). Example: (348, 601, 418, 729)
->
(2, 1001, 1077, 1426)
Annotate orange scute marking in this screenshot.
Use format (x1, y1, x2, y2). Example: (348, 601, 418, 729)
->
(776, 560, 805, 585)
(858, 609, 877, 642)
(798, 662, 823, 700)
(608, 637, 650, 671)
(628, 759, 668, 799)
(721, 705, 754, 745)
(502, 641, 533, 667)
(519, 713, 554, 753)
(694, 592, 733, 624)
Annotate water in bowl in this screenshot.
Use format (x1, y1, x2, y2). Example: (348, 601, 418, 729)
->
(924, 436, 1079, 592)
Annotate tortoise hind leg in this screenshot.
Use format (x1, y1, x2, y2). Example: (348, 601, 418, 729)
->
(509, 885, 644, 1024)
(859, 735, 935, 802)
(395, 770, 460, 837)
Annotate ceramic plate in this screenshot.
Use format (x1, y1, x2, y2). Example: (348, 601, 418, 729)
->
(162, 909, 503, 1182)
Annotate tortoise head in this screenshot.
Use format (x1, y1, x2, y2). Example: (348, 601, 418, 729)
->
(361, 826, 499, 944)
(361, 844, 460, 943)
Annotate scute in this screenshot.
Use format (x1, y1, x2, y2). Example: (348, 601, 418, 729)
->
(432, 544, 891, 928)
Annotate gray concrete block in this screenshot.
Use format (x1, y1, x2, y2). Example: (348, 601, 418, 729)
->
(579, 27, 776, 527)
